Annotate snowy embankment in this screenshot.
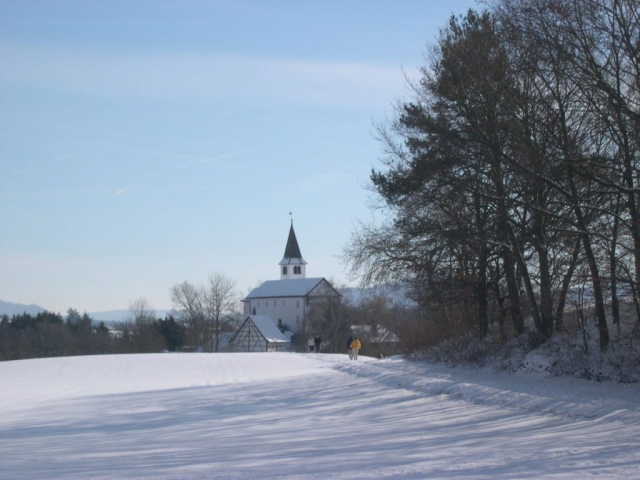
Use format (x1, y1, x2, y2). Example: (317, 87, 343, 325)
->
(1, 353, 639, 479)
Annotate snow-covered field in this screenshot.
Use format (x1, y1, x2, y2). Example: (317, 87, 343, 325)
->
(1, 353, 639, 479)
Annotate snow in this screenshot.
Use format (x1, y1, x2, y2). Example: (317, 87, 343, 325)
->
(249, 315, 290, 343)
(1, 353, 639, 479)
(244, 278, 324, 299)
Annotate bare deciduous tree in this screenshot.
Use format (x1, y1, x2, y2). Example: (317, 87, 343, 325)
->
(170, 281, 206, 350)
(205, 273, 238, 352)
(170, 274, 238, 352)
(128, 298, 156, 325)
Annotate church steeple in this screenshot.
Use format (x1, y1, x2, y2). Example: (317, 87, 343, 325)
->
(279, 221, 307, 279)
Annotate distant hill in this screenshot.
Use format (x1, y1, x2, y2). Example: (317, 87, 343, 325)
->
(0, 300, 47, 317)
(90, 309, 172, 324)
(0, 304, 173, 324)
(340, 285, 416, 307)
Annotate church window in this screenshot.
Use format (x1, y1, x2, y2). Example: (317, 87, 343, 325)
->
(297, 300, 300, 308)
(294, 266, 301, 274)
(252, 307, 256, 315)
(282, 266, 287, 275)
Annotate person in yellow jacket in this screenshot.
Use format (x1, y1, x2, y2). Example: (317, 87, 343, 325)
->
(350, 336, 362, 360)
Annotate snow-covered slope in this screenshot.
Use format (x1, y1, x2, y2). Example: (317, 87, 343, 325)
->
(1, 353, 638, 479)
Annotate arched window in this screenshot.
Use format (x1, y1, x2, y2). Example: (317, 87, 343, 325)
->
(252, 307, 256, 315)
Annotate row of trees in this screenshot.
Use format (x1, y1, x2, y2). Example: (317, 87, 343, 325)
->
(345, 0, 640, 351)
(0, 271, 242, 361)
(0, 307, 187, 361)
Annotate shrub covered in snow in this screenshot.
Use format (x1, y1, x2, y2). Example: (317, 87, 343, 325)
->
(410, 321, 640, 383)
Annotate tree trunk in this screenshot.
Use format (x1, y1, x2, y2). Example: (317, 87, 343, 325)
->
(568, 170, 610, 350)
(502, 247, 524, 335)
(556, 238, 581, 332)
(508, 221, 544, 336)
(610, 195, 621, 335)
(493, 161, 524, 335)
(477, 246, 489, 337)
(490, 261, 508, 341)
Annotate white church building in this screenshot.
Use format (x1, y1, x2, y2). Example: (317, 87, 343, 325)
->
(241, 223, 341, 335)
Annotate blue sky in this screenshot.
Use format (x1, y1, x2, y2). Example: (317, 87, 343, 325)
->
(0, 0, 479, 313)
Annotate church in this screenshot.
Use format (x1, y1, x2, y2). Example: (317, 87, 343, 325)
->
(242, 222, 340, 335)
(226, 222, 340, 352)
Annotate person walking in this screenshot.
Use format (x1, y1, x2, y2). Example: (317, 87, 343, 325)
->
(307, 336, 315, 352)
(314, 336, 322, 353)
(350, 336, 361, 360)
(346, 334, 354, 360)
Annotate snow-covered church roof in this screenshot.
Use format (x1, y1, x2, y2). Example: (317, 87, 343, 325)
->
(244, 278, 325, 299)
(249, 315, 290, 343)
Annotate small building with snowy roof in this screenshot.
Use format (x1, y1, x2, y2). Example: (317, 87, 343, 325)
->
(241, 222, 341, 335)
(226, 315, 290, 352)
(351, 324, 399, 344)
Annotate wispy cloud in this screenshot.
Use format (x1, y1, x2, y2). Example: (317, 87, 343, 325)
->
(112, 149, 255, 196)
(113, 184, 135, 197)
(0, 44, 415, 107)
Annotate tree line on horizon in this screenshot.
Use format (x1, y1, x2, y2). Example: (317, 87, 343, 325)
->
(0, 273, 246, 361)
(0, 307, 187, 362)
(345, 0, 640, 354)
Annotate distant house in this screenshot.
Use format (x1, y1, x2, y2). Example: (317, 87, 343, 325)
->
(351, 325, 399, 344)
(226, 315, 290, 352)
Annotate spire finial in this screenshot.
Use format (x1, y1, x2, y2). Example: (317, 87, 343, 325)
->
(289, 211, 293, 225)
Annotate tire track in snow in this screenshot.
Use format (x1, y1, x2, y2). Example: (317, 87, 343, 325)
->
(318, 354, 640, 425)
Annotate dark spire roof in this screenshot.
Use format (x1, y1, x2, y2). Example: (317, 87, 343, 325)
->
(283, 223, 303, 260)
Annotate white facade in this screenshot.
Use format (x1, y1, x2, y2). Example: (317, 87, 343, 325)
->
(243, 278, 341, 334)
(243, 296, 307, 333)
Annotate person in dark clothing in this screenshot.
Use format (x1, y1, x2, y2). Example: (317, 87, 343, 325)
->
(314, 336, 322, 353)
(347, 335, 354, 360)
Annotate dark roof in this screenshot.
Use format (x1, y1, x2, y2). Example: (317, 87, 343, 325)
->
(282, 223, 303, 260)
